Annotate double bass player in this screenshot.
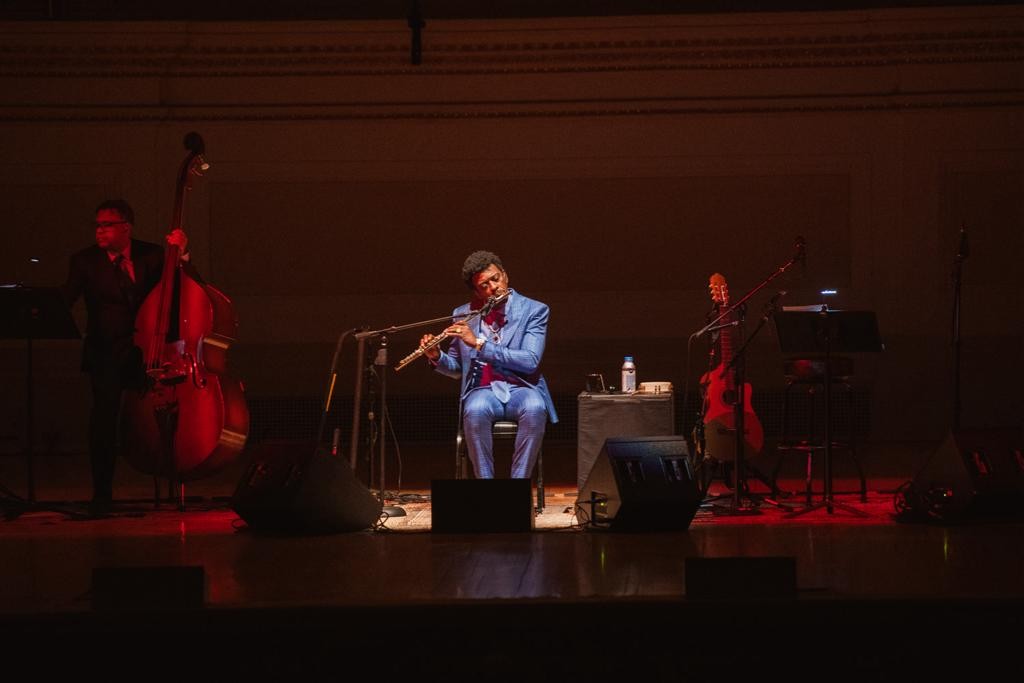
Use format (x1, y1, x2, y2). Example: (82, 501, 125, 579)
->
(62, 199, 195, 511)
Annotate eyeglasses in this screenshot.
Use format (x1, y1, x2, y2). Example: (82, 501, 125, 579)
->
(94, 221, 127, 230)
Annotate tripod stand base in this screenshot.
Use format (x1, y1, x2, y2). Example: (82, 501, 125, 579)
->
(710, 502, 763, 516)
(382, 504, 406, 517)
(785, 497, 869, 518)
(699, 457, 792, 514)
(704, 490, 799, 514)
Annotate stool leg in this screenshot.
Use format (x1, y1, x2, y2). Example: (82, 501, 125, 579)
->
(844, 384, 867, 502)
(853, 449, 867, 502)
(809, 384, 820, 504)
(805, 450, 814, 505)
(535, 450, 545, 512)
(809, 384, 818, 451)
(455, 431, 466, 479)
(771, 382, 794, 495)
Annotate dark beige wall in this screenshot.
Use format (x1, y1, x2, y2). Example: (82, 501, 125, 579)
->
(1, 7, 1022, 451)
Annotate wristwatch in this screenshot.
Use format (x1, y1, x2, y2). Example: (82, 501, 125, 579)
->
(474, 337, 486, 352)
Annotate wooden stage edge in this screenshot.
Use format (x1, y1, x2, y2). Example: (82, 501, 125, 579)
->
(2, 471, 1024, 676)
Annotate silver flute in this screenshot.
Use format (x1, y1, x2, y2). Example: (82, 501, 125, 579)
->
(394, 289, 509, 372)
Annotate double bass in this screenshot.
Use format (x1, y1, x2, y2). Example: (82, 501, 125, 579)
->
(120, 132, 249, 485)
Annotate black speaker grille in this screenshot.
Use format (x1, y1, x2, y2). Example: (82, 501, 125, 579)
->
(576, 435, 700, 531)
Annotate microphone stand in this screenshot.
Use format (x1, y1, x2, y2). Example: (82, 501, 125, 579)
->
(691, 243, 804, 515)
(692, 244, 803, 342)
(721, 293, 795, 511)
(951, 225, 968, 432)
(314, 326, 364, 464)
(353, 311, 465, 517)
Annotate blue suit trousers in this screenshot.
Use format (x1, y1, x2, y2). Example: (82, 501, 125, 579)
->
(463, 385, 547, 479)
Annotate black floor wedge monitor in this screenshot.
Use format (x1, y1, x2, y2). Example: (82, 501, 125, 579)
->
(575, 435, 700, 531)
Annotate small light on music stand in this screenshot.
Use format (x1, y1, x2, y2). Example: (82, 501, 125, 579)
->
(820, 289, 837, 309)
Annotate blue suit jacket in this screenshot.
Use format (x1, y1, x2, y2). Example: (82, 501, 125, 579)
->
(434, 290, 558, 423)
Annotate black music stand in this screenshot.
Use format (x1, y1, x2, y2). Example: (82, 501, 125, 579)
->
(774, 308, 882, 517)
(0, 286, 80, 504)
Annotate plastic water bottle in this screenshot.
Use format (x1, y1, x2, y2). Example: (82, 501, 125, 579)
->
(621, 356, 636, 394)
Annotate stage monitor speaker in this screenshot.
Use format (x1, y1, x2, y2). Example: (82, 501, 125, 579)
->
(431, 479, 533, 533)
(231, 445, 382, 534)
(575, 435, 700, 531)
(905, 428, 1024, 521)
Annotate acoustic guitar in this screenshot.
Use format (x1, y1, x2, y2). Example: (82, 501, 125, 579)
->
(699, 273, 764, 462)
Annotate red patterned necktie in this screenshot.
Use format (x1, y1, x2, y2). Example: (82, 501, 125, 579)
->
(112, 254, 135, 306)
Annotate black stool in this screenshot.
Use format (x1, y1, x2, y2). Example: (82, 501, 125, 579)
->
(772, 356, 867, 503)
(457, 420, 545, 512)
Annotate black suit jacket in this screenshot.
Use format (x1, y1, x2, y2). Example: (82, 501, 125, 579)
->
(62, 238, 165, 372)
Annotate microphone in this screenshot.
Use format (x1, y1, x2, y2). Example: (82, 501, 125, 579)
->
(957, 225, 969, 260)
(762, 290, 787, 320)
(481, 289, 508, 316)
(794, 235, 807, 276)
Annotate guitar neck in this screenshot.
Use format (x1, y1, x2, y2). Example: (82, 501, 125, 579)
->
(719, 309, 733, 366)
(716, 307, 736, 389)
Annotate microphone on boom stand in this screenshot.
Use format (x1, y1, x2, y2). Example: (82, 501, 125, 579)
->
(480, 289, 508, 316)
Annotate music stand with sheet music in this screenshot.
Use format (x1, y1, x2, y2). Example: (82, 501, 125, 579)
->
(0, 286, 80, 503)
(773, 307, 883, 516)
